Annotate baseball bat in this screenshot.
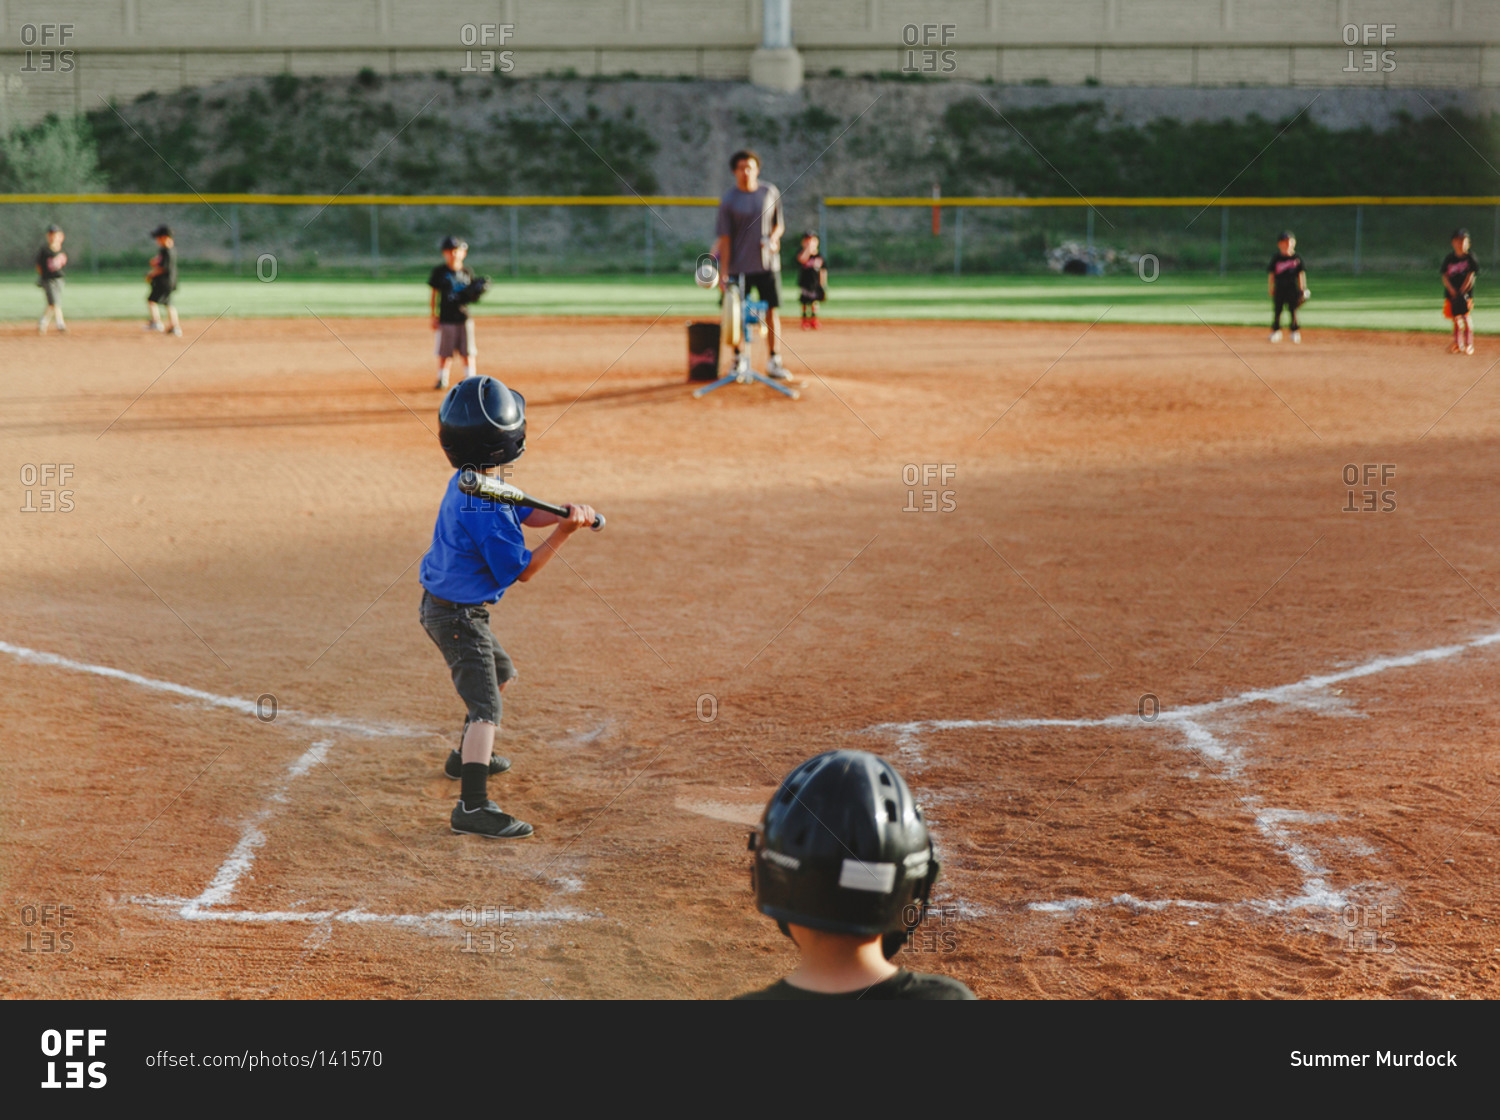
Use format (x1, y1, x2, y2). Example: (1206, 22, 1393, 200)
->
(457, 469, 605, 531)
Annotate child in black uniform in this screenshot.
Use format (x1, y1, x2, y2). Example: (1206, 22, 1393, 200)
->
(796, 232, 828, 330)
(36, 224, 67, 334)
(1442, 228, 1478, 356)
(146, 225, 181, 336)
(1267, 231, 1308, 344)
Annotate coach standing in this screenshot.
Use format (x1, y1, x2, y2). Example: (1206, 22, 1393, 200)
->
(713, 149, 790, 381)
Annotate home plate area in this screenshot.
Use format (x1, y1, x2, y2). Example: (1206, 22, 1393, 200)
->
(865, 629, 1500, 926)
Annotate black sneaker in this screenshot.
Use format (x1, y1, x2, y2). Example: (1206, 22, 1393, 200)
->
(444, 749, 511, 779)
(451, 800, 533, 839)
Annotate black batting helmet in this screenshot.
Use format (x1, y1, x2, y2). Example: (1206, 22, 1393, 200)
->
(437, 376, 526, 469)
(440, 235, 469, 251)
(751, 750, 939, 957)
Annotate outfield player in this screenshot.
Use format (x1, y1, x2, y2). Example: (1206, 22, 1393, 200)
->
(796, 231, 827, 330)
(36, 224, 68, 334)
(419, 375, 598, 839)
(713, 149, 790, 380)
(146, 225, 181, 336)
(1267, 230, 1308, 344)
(737, 750, 976, 1000)
(428, 235, 477, 390)
(1443, 227, 1478, 356)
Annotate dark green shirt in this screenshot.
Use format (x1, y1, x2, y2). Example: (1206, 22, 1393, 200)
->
(735, 969, 976, 1001)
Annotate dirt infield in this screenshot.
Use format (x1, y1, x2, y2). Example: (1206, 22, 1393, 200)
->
(3, 315, 1499, 999)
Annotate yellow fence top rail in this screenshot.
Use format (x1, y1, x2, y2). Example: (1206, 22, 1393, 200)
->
(3, 193, 1496, 207)
(826, 196, 1500, 207)
(0, 193, 721, 206)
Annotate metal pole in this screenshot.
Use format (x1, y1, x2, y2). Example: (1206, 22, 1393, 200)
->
(1353, 203, 1362, 276)
(818, 198, 826, 255)
(954, 207, 963, 275)
(761, 0, 791, 49)
(370, 204, 379, 277)
(1493, 204, 1498, 267)
(644, 207, 653, 275)
(88, 203, 98, 275)
(231, 203, 241, 275)
(510, 207, 519, 277)
(1219, 207, 1229, 278)
(1086, 206, 1094, 256)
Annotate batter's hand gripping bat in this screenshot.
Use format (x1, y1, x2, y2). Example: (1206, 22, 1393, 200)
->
(457, 469, 605, 531)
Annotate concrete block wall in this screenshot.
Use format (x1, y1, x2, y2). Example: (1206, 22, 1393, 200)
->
(1, 0, 1494, 129)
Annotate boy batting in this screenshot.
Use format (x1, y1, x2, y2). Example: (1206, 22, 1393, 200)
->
(419, 376, 598, 839)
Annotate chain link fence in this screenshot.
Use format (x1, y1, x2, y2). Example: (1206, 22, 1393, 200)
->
(3, 194, 1495, 279)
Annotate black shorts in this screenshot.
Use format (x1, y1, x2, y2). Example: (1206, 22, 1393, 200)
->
(737, 270, 781, 310)
(149, 281, 174, 306)
(1448, 291, 1472, 317)
(419, 590, 516, 725)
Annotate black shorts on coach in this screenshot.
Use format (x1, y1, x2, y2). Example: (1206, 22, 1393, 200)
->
(737, 270, 781, 310)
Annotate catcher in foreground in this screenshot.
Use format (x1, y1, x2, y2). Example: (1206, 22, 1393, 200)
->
(737, 750, 977, 999)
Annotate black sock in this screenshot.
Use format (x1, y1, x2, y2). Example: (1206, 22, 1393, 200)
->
(461, 763, 488, 809)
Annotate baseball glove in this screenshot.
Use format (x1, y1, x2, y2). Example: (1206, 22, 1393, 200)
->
(455, 275, 490, 306)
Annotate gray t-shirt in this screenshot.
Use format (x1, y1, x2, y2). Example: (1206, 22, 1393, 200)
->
(715, 183, 784, 275)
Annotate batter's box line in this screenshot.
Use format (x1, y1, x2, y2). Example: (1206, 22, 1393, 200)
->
(863, 626, 1500, 916)
(129, 736, 597, 930)
(127, 897, 598, 929)
(0, 640, 596, 931)
(0, 640, 433, 740)
(865, 626, 1500, 769)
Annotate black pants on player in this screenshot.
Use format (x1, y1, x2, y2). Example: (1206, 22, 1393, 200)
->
(1272, 291, 1301, 332)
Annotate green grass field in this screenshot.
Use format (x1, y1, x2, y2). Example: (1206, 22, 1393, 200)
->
(3, 272, 1450, 332)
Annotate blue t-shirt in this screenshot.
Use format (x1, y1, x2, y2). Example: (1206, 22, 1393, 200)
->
(419, 472, 535, 604)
